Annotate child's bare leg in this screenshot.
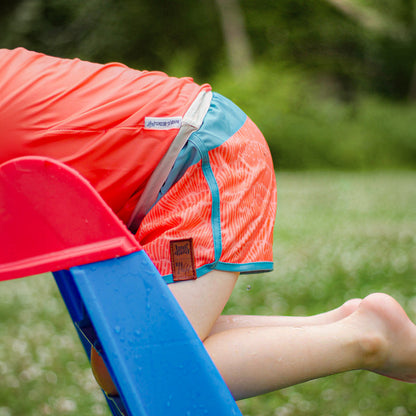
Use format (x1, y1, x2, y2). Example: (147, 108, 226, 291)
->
(170, 272, 416, 400)
(204, 292, 416, 399)
(91, 272, 416, 401)
(168, 270, 239, 339)
(205, 319, 363, 399)
(169, 271, 360, 338)
(90, 271, 359, 395)
(210, 298, 361, 335)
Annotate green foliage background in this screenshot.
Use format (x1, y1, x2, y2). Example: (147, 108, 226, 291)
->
(1, 0, 416, 170)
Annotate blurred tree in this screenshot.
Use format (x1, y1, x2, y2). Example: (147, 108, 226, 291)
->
(214, 0, 253, 76)
(0, 0, 225, 79)
(241, 0, 368, 100)
(324, 0, 416, 100)
(325, 0, 406, 37)
(1, 0, 416, 100)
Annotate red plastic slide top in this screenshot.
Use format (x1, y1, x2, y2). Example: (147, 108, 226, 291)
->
(0, 157, 140, 281)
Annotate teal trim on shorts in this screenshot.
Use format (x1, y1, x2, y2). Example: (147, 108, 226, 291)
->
(216, 261, 274, 274)
(199, 138, 223, 265)
(163, 262, 274, 284)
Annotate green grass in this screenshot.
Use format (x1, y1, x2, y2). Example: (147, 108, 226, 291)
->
(0, 275, 109, 416)
(0, 171, 415, 415)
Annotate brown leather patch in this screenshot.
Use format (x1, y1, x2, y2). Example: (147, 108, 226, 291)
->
(170, 238, 197, 281)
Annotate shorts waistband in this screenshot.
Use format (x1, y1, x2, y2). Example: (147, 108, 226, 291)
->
(127, 90, 212, 233)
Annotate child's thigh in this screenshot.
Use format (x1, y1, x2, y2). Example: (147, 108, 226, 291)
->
(168, 270, 239, 341)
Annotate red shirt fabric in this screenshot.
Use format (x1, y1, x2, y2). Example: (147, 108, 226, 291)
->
(0, 48, 210, 224)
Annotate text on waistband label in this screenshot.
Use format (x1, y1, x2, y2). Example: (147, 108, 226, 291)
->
(145, 117, 182, 130)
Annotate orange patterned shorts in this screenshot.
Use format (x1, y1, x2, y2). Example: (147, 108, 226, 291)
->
(135, 93, 277, 283)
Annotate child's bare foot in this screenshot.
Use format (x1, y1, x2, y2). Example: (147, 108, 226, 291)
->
(311, 298, 362, 324)
(354, 293, 416, 383)
(331, 298, 362, 321)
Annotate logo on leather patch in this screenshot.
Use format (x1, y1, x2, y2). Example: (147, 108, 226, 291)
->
(170, 238, 197, 281)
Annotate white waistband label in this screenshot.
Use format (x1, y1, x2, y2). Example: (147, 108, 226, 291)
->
(145, 117, 182, 130)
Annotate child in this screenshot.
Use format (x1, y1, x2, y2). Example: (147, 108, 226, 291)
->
(1, 47, 416, 401)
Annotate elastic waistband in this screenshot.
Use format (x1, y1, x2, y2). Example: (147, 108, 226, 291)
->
(127, 90, 212, 233)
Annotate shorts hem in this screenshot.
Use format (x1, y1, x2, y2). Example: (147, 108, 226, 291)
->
(163, 261, 274, 284)
(216, 261, 274, 274)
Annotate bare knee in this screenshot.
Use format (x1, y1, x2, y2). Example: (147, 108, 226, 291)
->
(168, 270, 239, 340)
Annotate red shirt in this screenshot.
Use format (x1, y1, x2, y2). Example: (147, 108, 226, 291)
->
(0, 48, 210, 223)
